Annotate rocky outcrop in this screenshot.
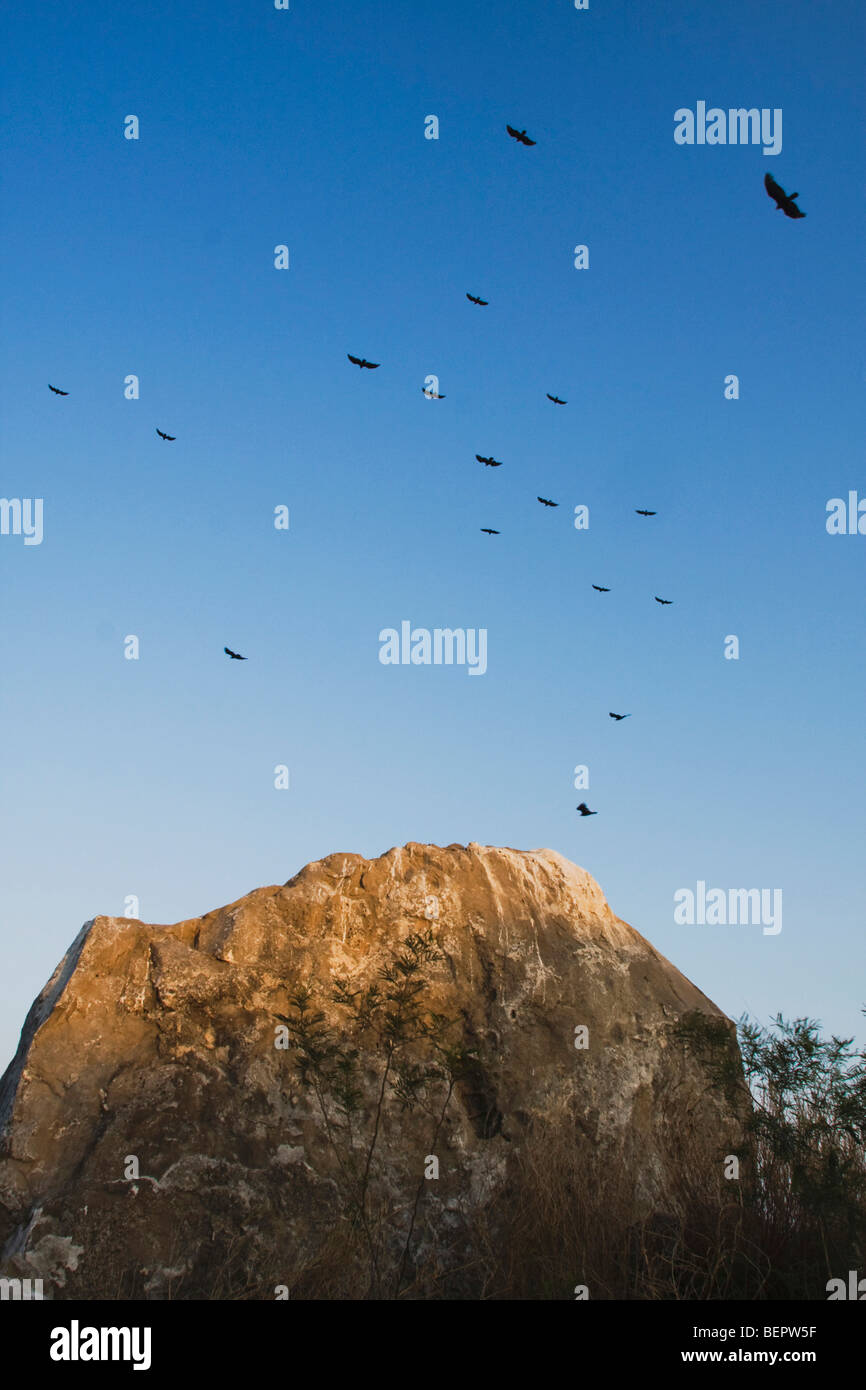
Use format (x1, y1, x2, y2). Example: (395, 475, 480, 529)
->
(0, 843, 745, 1299)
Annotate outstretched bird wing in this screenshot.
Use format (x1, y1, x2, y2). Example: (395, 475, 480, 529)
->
(764, 173, 805, 217)
(48, 384, 69, 394)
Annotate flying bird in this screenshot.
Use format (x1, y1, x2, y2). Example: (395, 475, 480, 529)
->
(422, 387, 445, 398)
(764, 173, 806, 219)
(224, 647, 247, 660)
(609, 712, 631, 721)
(466, 293, 488, 305)
(546, 394, 567, 405)
(537, 496, 558, 507)
(592, 585, 610, 593)
(156, 429, 176, 441)
(635, 509, 656, 516)
(347, 354, 380, 369)
(506, 125, 536, 146)
(476, 454, 503, 467)
(654, 596, 673, 605)
(480, 528, 500, 535)
(48, 384, 69, 395)
(576, 803, 597, 817)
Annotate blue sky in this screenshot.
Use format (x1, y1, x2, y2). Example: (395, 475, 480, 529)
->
(1, 0, 864, 1071)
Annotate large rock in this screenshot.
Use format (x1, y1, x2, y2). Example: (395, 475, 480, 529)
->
(0, 843, 744, 1299)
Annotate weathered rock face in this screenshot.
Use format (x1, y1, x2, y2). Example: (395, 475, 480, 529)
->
(0, 844, 744, 1299)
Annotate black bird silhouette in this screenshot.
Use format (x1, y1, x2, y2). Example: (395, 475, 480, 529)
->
(537, 496, 558, 507)
(506, 125, 536, 145)
(546, 394, 567, 405)
(48, 383, 69, 395)
(654, 596, 673, 605)
(422, 387, 445, 399)
(576, 802, 597, 817)
(609, 712, 631, 721)
(480, 528, 500, 535)
(764, 173, 806, 219)
(592, 585, 610, 593)
(466, 293, 488, 305)
(476, 454, 503, 467)
(224, 647, 247, 660)
(635, 509, 656, 516)
(156, 428, 176, 441)
(347, 354, 380, 369)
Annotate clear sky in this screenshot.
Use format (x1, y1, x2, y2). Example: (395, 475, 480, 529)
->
(1, 0, 864, 1072)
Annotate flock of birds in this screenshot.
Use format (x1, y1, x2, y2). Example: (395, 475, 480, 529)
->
(342, 124, 688, 605)
(348, 318, 677, 563)
(48, 382, 178, 443)
(46, 125, 806, 818)
(571, 171, 805, 816)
